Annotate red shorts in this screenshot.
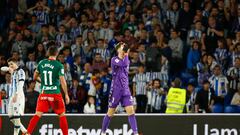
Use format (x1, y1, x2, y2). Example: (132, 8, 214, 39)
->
(36, 93, 65, 114)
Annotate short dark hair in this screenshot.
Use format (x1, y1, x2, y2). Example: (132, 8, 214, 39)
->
(92, 69, 100, 75)
(235, 57, 240, 61)
(74, 54, 81, 61)
(7, 57, 17, 63)
(214, 64, 221, 69)
(48, 45, 58, 56)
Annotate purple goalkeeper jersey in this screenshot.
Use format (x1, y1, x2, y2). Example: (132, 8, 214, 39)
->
(111, 56, 131, 96)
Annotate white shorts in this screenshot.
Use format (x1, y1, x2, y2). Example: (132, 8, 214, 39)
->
(8, 94, 25, 117)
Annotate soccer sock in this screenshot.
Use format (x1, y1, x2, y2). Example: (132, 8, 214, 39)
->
(13, 126, 20, 135)
(59, 116, 68, 135)
(128, 114, 138, 134)
(27, 115, 40, 134)
(15, 118, 27, 133)
(101, 115, 111, 133)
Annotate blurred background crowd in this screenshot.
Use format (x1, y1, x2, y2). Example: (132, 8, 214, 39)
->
(0, 0, 240, 114)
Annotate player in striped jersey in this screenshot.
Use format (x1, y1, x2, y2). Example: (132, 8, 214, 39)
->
(4, 58, 28, 134)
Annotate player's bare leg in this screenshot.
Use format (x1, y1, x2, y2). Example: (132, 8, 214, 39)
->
(58, 112, 69, 135)
(101, 108, 116, 135)
(125, 106, 139, 135)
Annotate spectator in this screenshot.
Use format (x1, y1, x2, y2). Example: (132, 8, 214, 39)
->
(169, 29, 183, 76)
(71, 55, 82, 80)
(224, 86, 240, 113)
(146, 41, 161, 72)
(91, 39, 111, 63)
(165, 1, 179, 29)
(27, 15, 41, 34)
(100, 20, 114, 42)
(71, 35, 86, 62)
(62, 47, 74, 67)
(35, 43, 46, 62)
(147, 79, 166, 113)
(187, 41, 201, 72)
(11, 32, 34, 61)
(227, 57, 240, 95)
(195, 80, 215, 113)
(66, 17, 83, 41)
(0, 72, 11, 98)
(79, 63, 92, 92)
(231, 43, 240, 66)
(70, 2, 82, 20)
(56, 25, 71, 46)
(92, 53, 108, 72)
(0, 89, 8, 114)
(209, 65, 229, 113)
(84, 96, 96, 114)
(203, 16, 224, 54)
(207, 54, 218, 73)
(11, 51, 25, 67)
(63, 62, 73, 88)
(67, 79, 81, 113)
(137, 44, 146, 65)
(187, 21, 204, 46)
(129, 51, 141, 76)
(26, 1, 50, 25)
(196, 54, 211, 86)
(0, 35, 8, 57)
(214, 39, 228, 71)
(25, 81, 39, 113)
(133, 65, 148, 113)
(99, 69, 111, 113)
(177, 1, 194, 41)
(186, 83, 197, 113)
(25, 52, 37, 80)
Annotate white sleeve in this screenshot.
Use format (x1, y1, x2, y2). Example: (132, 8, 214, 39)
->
(16, 81, 24, 94)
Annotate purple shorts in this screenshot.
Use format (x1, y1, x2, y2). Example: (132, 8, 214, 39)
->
(108, 95, 134, 108)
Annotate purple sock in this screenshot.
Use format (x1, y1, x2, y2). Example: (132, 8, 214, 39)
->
(101, 115, 111, 133)
(128, 114, 138, 134)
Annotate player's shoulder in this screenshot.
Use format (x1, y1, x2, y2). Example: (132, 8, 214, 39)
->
(17, 68, 25, 73)
(111, 56, 119, 63)
(54, 60, 63, 67)
(38, 59, 48, 65)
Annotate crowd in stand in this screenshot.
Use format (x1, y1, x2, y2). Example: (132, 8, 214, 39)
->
(0, 0, 240, 114)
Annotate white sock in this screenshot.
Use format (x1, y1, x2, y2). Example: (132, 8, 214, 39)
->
(11, 118, 27, 134)
(13, 127, 20, 135)
(15, 118, 27, 133)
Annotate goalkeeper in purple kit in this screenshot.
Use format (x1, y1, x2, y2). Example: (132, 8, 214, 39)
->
(101, 42, 139, 135)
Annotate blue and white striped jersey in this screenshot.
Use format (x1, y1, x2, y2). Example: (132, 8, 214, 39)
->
(0, 83, 11, 98)
(9, 69, 25, 97)
(209, 75, 228, 97)
(133, 73, 148, 95)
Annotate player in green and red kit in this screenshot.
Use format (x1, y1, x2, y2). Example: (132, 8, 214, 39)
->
(24, 44, 70, 135)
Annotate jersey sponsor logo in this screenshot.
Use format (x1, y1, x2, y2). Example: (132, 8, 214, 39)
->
(40, 96, 54, 101)
(115, 59, 120, 63)
(39, 124, 133, 135)
(42, 86, 57, 90)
